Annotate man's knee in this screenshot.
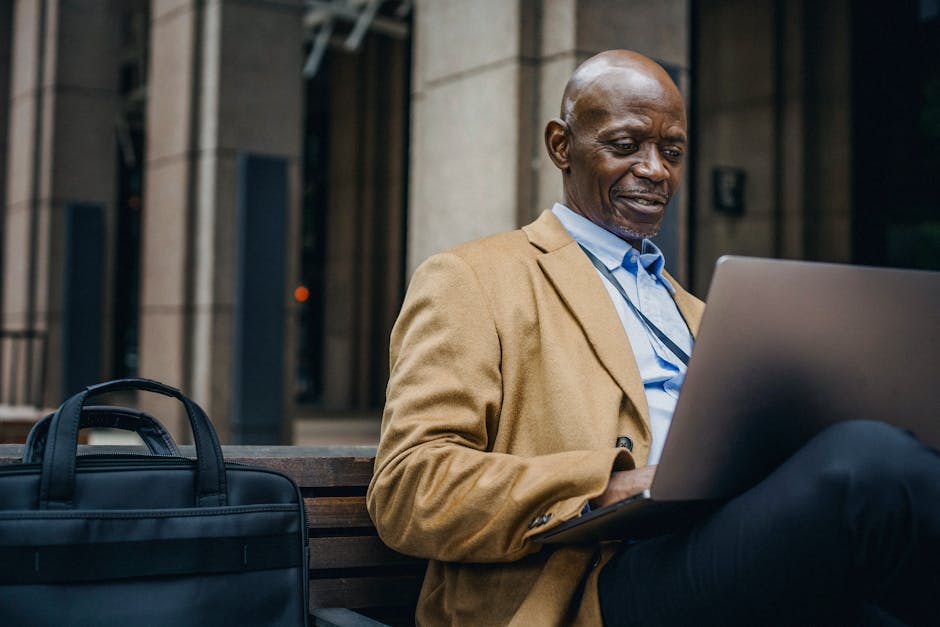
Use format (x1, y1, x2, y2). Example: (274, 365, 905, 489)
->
(804, 420, 929, 505)
(811, 419, 916, 454)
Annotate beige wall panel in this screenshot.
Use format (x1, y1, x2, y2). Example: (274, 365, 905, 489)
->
(576, 0, 687, 67)
(515, 56, 538, 225)
(535, 53, 576, 213)
(781, 96, 805, 259)
(694, 0, 777, 291)
(2, 204, 32, 322)
(5, 96, 35, 206)
(147, 4, 195, 162)
(9, 0, 39, 98)
(140, 158, 190, 308)
(408, 63, 522, 271)
(2, 0, 123, 407)
(53, 1, 119, 90)
(40, 259, 63, 404)
(32, 202, 54, 318)
(38, 74, 55, 202)
(416, 0, 521, 85)
(48, 90, 118, 202)
(541, 0, 576, 57)
(216, 1, 303, 154)
(153, 0, 193, 22)
(0, 1, 10, 257)
(805, 19, 851, 263)
(136, 309, 187, 435)
(697, 218, 774, 283)
(190, 303, 234, 440)
(696, 0, 773, 111)
(321, 333, 353, 409)
(197, 153, 234, 307)
(142, 0, 303, 439)
(700, 106, 775, 218)
(42, 309, 61, 404)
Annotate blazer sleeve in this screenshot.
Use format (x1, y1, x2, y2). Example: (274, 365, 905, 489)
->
(366, 251, 631, 563)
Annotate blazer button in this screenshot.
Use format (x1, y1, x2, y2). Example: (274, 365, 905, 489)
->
(615, 436, 634, 451)
(528, 513, 553, 528)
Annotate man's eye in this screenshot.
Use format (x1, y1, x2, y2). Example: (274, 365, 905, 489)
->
(612, 141, 636, 152)
(663, 147, 684, 160)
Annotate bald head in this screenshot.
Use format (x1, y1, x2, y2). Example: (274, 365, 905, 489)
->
(561, 50, 684, 127)
(544, 49, 688, 247)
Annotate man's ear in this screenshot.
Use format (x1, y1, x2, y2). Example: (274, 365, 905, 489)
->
(544, 118, 570, 171)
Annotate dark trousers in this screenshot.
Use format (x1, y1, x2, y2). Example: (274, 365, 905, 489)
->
(598, 420, 940, 626)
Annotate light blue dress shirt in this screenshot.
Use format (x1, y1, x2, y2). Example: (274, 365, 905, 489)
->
(552, 203, 693, 464)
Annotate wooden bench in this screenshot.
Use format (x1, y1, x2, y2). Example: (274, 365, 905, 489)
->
(0, 444, 426, 627)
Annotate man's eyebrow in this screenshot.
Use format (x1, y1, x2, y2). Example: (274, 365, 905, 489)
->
(663, 130, 688, 143)
(597, 123, 688, 144)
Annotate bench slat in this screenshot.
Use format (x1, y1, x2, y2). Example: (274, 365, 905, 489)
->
(310, 536, 423, 569)
(310, 575, 424, 609)
(306, 496, 374, 528)
(225, 455, 375, 488)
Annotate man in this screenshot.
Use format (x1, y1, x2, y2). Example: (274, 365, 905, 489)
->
(367, 50, 940, 626)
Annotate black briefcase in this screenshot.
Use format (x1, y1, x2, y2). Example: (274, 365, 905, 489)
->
(0, 379, 309, 626)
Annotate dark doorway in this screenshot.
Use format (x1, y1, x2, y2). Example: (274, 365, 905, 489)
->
(852, 0, 940, 270)
(112, 1, 149, 379)
(296, 21, 411, 413)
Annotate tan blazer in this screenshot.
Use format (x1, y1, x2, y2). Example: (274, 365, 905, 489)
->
(367, 210, 705, 626)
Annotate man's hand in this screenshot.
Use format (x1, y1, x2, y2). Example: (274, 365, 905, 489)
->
(589, 465, 657, 509)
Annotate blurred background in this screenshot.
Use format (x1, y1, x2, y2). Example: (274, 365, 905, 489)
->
(0, 0, 937, 445)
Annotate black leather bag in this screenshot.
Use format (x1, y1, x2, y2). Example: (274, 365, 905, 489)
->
(0, 378, 309, 626)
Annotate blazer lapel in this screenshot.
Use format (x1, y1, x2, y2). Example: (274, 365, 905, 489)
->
(525, 211, 651, 428)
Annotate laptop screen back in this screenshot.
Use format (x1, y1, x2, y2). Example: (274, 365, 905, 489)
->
(651, 256, 940, 502)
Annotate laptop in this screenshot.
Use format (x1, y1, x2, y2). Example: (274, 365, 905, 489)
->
(536, 256, 940, 544)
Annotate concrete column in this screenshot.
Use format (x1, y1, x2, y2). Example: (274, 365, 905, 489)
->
(141, 0, 303, 441)
(408, 0, 691, 278)
(407, 0, 533, 273)
(2, 0, 120, 406)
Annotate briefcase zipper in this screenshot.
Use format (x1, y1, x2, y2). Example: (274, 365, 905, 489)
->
(0, 503, 302, 520)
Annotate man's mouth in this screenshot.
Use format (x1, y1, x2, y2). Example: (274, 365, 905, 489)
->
(617, 191, 669, 214)
(628, 195, 664, 207)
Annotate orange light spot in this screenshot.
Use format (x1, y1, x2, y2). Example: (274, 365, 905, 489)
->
(294, 285, 310, 303)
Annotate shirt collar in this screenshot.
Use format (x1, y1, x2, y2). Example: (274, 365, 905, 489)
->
(551, 203, 675, 294)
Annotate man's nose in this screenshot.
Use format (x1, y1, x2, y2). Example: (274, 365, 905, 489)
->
(632, 146, 668, 182)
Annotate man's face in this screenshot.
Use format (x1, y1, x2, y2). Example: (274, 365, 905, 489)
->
(561, 69, 687, 246)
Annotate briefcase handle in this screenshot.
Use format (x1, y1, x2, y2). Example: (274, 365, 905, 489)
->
(23, 405, 183, 464)
(38, 378, 228, 510)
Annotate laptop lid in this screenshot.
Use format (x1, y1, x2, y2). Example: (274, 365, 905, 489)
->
(650, 256, 940, 502)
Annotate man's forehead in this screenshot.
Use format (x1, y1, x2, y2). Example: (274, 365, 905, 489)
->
(574, 67, 677, 112)
(580, 64, 666, 98)
(573, 82, 686, 135)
